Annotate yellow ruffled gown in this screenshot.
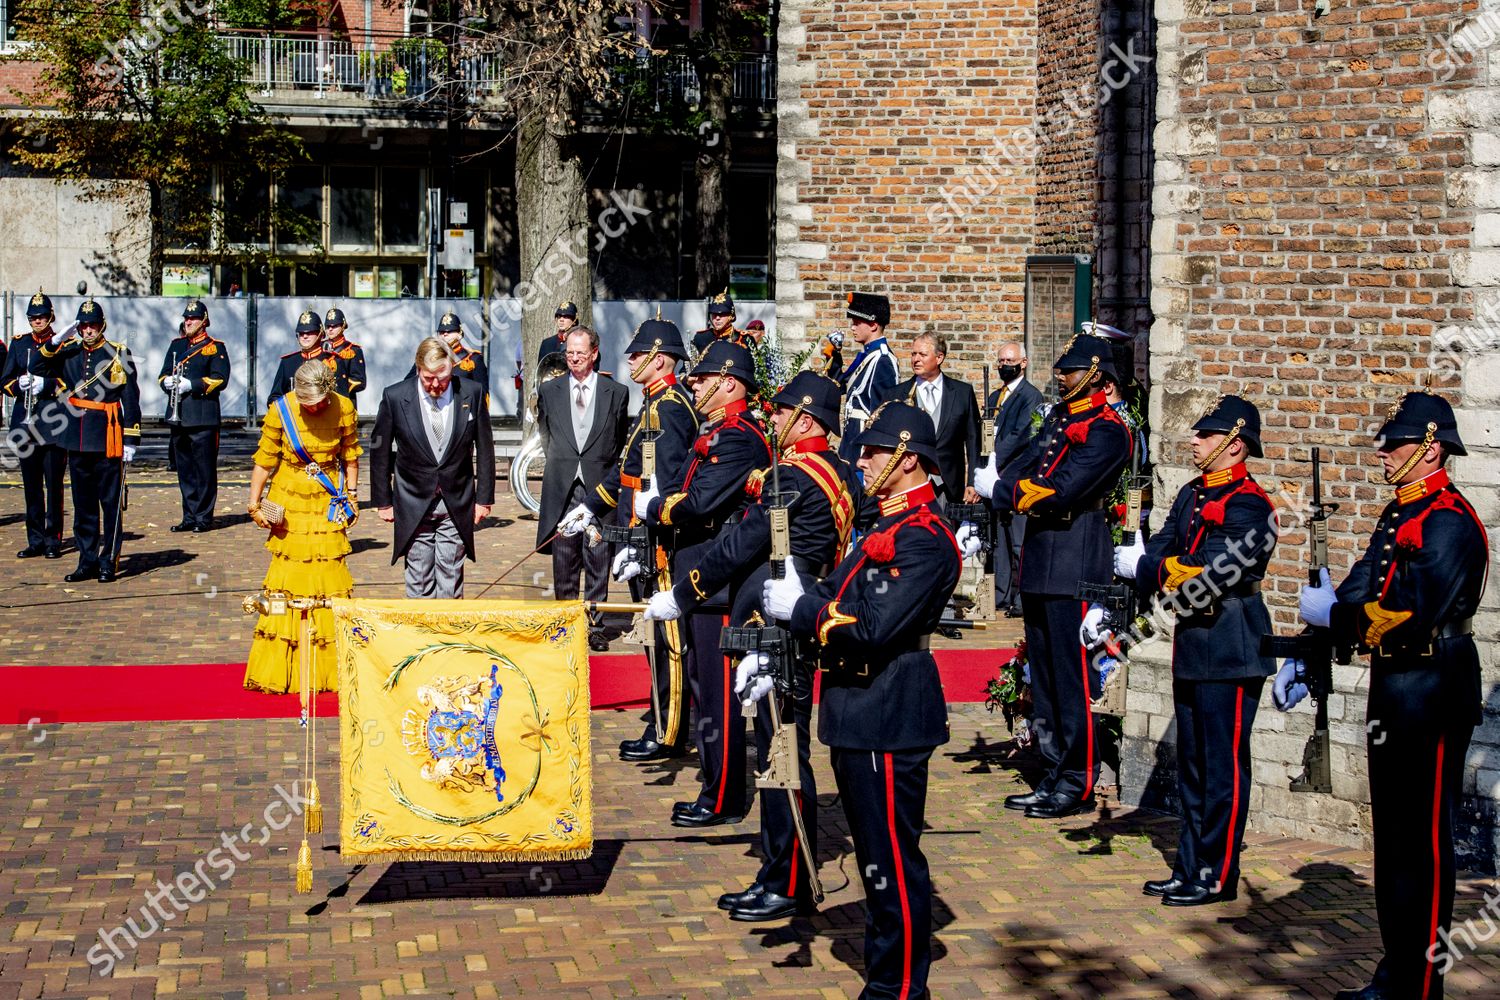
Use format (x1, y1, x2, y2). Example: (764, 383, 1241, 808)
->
(243, 394, 362, 694)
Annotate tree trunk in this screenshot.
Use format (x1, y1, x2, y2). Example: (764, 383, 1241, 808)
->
(515, 112, 592, 373)
(692, 56, 734, 297)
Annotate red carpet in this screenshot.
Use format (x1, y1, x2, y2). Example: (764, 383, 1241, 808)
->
(1, 649, 1012, 724)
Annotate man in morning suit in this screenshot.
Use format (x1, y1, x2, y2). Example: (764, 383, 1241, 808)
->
(884, 331, 981, 507)
(535, 326, 629, 651)
(986, 341, 1043, 613)
(370, 337, 496, 598)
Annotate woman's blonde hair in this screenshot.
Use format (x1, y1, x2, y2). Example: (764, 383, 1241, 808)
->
(414, 336, 453, 371)
(293, 359, 336, 404)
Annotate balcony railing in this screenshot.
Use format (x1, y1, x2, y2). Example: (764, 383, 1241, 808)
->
(208, 32, 775, 116)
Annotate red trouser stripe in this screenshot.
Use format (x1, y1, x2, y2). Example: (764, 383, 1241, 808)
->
(787, 790, 800, 897)
(1422, 735, 1446, 1000)
(1079, 602, 1095, 801)
(884, 753, 913, 1000)
(714, 613, 730, 814)
(1219, 686, 1246, 889)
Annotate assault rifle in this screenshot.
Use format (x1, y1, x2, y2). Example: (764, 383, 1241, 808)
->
(1076, 442, 1154, 653)
(599, 418, 663, 738)
(1259, 447, 1350, 794)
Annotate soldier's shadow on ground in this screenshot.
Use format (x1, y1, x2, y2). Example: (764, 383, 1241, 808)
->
(348, 536, 389, 555)
(118, 547, 195, 577)
(987, 861, 1377, 998)
(947, 730, 1047, 786)
(751, 892, 956, 977)
(349, 838, 625, 905)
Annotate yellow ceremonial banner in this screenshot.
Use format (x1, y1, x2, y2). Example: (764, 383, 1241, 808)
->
(332, 599, 592, 863)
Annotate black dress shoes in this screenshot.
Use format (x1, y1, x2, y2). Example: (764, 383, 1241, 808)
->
(64, 567, 98, 583)
(1024, 792, 1095, 819)
(1142, 876, 1187, 898)
(671, 803, 742, 828)
(16, 545, 44, 559)
(1334, 986, 1391, 1000)
(1161, 882, 1238, 907)
(717, 883, 765, 911)
(44, 545, 61, 559)
(728, 889, 811, 922)
(169, 521, 194, 533)
(619, 737, 681, 762)
(97, 568, 117, 583)
(588, 629, 609, 652)
(1003, 789, 1047, 811)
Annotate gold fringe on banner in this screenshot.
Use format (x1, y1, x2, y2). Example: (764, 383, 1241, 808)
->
(338, 847, 596, 865)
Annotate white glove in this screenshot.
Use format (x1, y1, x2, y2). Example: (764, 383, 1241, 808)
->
(973, 454, 998, 500)
(734, 652, 775, 708)
(955, 522, 984, 560)
(1114, 535, 1146, 580)
(122, 445, 136, 463)
(170, 374, 193, 392)
(1272, 659, 1310, 711)
(611, 546, 642, 583)
(644, 589, 680, 621)
(761, 557, 804, 621)
(557, 503, 594, 537)
(17, 373, 41, 391)
(632, 482, 659, 520)
(1079, 604, 1108, 646)
(1299, 567, 1335, 628)
(49, 322, 78, 346)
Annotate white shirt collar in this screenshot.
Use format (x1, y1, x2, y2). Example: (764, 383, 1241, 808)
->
(571, 370, 597, 393)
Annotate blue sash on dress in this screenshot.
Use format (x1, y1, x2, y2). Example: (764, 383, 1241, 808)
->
(275, 395, 356, 525)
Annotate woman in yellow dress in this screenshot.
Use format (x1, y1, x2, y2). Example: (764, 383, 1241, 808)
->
(244, 360, 362, 694)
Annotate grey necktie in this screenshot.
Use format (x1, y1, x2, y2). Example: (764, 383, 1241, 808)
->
(425, 396, 445, 457)
(573, 381, 590, 448)
(921, 382, 939, 424)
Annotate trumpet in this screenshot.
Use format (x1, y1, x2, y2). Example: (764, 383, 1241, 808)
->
(21, 374, 36, 426)
(166, 356, 185, 425)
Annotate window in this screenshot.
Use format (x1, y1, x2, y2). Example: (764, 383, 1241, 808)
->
(277, 165, 324, 249)
(223, 170, 271, 247)
(1024, 255, 1093, 385)
(330, 167, 376, 249)
(381, 167, 423, 249)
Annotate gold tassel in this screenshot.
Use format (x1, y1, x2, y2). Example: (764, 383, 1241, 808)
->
(304, 778, 323, 834)
(295, 839, 313, 893)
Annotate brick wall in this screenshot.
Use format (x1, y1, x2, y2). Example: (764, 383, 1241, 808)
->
(1035, 0, 1097, 255)
(1135, 0, 1500, 869)
(774, 0, 1038, 382)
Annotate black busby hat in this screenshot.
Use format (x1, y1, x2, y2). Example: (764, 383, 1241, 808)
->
(1376, 391, 1465, 456)
(555, 300, 578, 319)
(706, 288, 735, 316)
(295, 309, 322, 334)
(690, 339, 758, 393)
(75, 299, 105, 326)
(1054, 333, 1120, 383)
(624, 317, 688, 360)
(26, 289, 53, 318)
(324, 307, 347, 327)
(436, 311, 462, 333)
(772, 370, 841, 431)
(857, 400, 940, 464)
(846, 291, 891, 327)
(182, 299, 208, 320)
(1193, 394, 1263, 458)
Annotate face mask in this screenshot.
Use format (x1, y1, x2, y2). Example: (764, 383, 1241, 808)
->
(997, 363, 1022, 383)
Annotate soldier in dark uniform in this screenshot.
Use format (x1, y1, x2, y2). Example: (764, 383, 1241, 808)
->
(1291, 392, 1487, 1000)
(1113, 395, 1278, 907)
(322, 308, 366, 406)
(837, 291, 899, 464)
(538, 301, 579, 364)
(2, 291, 67, 559)
(407, 312, 490, 410)
(159, 299, 230, 533)
(631, 340, 771, 826)
(644, 370, 861, 917)
(690, 288, 751, 355)
(975, 332, 1132, 819)
(267, 310, 336, 406)
(556, 317, 698, 761)
(760, 400, 961, 1000)
(43, 301, 141, 583)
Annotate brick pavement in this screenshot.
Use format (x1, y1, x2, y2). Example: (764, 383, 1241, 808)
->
(2, 706, 1498, 999)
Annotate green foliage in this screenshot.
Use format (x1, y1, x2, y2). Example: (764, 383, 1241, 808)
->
(5, 0, 319, 287)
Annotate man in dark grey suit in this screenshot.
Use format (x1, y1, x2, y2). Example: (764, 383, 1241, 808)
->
(536, 327, 630, 650)
(985, 341, 1044, 614)
(884, 332, 981, 507)
(371, 338, 495, 598)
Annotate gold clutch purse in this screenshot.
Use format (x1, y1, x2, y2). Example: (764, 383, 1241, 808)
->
(257, 498, 285, 527)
